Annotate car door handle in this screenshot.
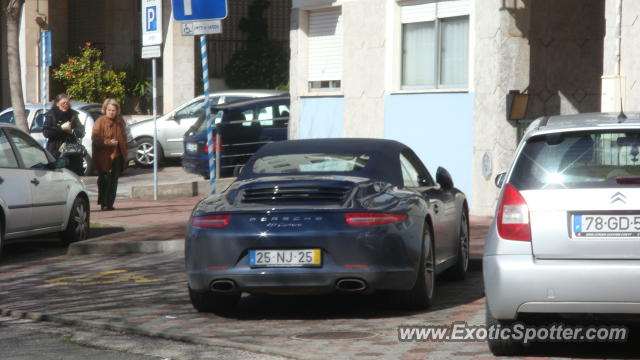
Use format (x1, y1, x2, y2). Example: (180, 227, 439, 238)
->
(30, 178, 40, 186)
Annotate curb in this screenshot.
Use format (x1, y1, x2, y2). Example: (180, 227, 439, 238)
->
(130, 178, 235, 200)
(0, 308, 320, 360)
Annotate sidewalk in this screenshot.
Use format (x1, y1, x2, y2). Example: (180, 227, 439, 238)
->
(70, 195, 492, 258)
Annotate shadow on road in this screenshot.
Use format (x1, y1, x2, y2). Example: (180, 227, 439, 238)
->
(0, 226, 125, 266)
(221, 263, 485, 321)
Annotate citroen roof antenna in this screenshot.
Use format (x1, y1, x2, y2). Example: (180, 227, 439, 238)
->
(618, 97, 627, 123)
(616, 0, 627, 123)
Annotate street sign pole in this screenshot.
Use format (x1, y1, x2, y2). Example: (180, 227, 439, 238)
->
(201, 36, 215, 195)
(40, 31, 47, 117)
(152, 58, 158, 200)
(173, 0, 227, 194)
(142, 0, 162, 200)
(40, 31, 51, 116)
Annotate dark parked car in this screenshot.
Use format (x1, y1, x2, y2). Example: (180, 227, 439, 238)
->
(185, 138, 469, 313)
(182, 96, 289, 178)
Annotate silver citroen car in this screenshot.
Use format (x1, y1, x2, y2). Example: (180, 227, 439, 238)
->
(484, 112, 640, 355)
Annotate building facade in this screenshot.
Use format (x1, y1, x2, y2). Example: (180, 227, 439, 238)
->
(289, 0, 608, 215)
(0, 0, 290, 114)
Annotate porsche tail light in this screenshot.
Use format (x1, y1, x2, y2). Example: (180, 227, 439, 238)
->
(496, 183, 531, 241)
(344, 212, 407, 226)
(192, 214, 231, 229)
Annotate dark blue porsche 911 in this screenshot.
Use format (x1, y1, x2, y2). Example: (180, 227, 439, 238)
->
(185, 138, 469, 313)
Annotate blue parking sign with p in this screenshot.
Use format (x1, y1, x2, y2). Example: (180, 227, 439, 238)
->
(146, 6, 157, 31)
(172, 0, 227, 21)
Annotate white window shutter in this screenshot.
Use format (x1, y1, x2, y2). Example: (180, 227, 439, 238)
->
(400, 0, 469, 23)
(308, 8, 343, 82)
(400, 1, 436, 23)
(437, 0, 470, 18)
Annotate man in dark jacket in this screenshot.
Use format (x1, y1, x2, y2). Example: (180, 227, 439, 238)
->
(43, 93, 85, 175)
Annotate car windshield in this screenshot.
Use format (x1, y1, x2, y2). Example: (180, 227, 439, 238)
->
(194, 110, 224, 133)
(510, 130, 640, 190)
(252, 153, 370, 174)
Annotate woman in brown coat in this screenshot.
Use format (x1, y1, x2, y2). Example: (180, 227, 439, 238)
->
(92, 99, 128, 211)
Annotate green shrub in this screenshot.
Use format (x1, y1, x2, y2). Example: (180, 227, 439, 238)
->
(224, 43, 289, 89)
(52, 43, 126, 104)
(223, 0, 289, 89)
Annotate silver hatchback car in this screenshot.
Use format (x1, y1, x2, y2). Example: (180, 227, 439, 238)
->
(484, 112, 640, 354)
(0, 123, 90, 255)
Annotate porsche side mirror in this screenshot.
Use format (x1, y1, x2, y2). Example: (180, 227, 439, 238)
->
(495, 172, 506, 188)
(436, 167, 454, 191)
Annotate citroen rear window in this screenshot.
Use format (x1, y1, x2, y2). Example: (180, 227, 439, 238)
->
(252, 153, 370, 174)
(510, 130, 640, 190)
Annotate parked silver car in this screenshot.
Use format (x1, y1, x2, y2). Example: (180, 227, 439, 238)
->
(128, 90, 287, 167)
(484, 112, 640, 355)
(0, 103, 136, 175)
(0, 123, 90, 255)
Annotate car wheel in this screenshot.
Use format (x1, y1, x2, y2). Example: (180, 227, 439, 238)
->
(83, 154, 94, 176)
(61, 196, 90, 244)
(188, 286, 240, 314)
(399, 223, 435, 310)
(443, 210, 469, 281)
(232, 164, 244, 177)
(0, 219, 4, 257)
(486, 303, 525, 355)
(134, 137, 164, 167)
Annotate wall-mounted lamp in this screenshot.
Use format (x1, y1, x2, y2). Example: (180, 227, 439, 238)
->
(506, 90, 529, 121)
(35, 16, 49, 30)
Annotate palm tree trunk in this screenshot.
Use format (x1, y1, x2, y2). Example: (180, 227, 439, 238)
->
(5, 0, 28, 132)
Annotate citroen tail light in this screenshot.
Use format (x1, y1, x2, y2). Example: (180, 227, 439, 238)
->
(496, 183, 531, 241)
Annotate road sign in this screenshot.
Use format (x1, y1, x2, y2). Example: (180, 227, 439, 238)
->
(172, 0, 227, 21)
(142, 0, 163, 46)
(141, 45, 162, 59)
(42, 31, 52, 66)
(181, 19, 222, 36)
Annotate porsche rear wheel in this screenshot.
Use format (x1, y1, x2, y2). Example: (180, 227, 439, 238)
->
(188, 286, 240, 314)
(400, 223, 435, 310)
(0, 219, 4, 257)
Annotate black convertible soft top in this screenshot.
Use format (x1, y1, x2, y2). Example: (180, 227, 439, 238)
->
(238, 138, 408, 186)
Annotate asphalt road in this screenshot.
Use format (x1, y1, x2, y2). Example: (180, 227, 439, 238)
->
(0, 315, 285, 360)
(3, 243, 640, 359)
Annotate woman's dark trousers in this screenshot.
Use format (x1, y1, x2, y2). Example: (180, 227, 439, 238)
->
(97, 157, 123, 209)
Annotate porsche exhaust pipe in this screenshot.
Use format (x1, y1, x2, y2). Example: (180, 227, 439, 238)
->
(210, 280, 237, 293)
(336, 278, 367, 292)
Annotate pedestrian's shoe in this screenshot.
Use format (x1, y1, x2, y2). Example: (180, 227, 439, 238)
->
(101, 205, 107, 211)
(107, 206, 115, 211)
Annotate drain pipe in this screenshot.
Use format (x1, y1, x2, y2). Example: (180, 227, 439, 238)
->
(615, 0, 622, 77)
(615, 0, 626, 120)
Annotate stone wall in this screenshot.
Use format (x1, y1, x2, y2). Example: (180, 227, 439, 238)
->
(603, 0, 640, 111)
(472, 0, 604, 216)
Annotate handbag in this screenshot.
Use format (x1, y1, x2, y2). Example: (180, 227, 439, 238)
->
(59, 141, 86, 156)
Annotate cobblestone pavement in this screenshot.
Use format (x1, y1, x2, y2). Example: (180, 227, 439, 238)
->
(3, 211, 639, 358)
(0, 249, 489, 360)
